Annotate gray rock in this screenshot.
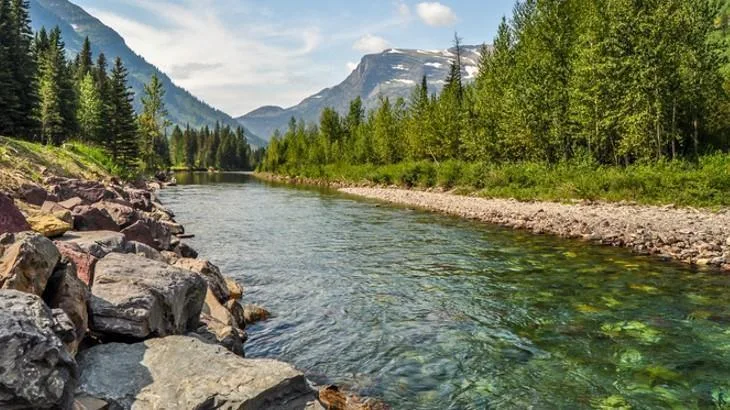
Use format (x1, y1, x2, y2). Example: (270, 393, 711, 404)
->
(92, 201, 140, 229)
(76, 336, 318, 410)
(124, 241, 164, 262)
(0, 231, 61, 295)
(120, 219, 171, 251)
(73, 206, 120, 232)
(89, 253, 206, 339)
(0, 290, 77, 409)
(43, 261, 90, 356)
(56, 231, 126, 259)
(173, 258, 230, 303)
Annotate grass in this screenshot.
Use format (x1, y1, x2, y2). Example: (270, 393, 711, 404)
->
(0, 136, 117, 190)
(268, 154, 730, 208)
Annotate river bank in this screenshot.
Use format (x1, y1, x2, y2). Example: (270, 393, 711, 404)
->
(256, 172, 730, 272)
(340, 187, 730, 272)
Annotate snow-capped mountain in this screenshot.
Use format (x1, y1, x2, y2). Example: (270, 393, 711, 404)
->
(237, 46, 485, 141)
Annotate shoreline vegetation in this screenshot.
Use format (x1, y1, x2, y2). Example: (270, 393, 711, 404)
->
(255, 172, 730, 273)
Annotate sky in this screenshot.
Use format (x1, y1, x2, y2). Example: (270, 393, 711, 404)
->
(73, 0, 515, 117)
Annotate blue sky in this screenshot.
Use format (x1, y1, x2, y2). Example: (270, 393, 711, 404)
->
(74, 0, 515, 116)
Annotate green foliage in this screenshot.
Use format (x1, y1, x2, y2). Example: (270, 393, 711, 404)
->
(138, 73, 170, 172)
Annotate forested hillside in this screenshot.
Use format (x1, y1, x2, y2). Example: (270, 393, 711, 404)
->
(260, 0, 730, 206)
(28, 0, 265, 147)
(0, 1, 257, 174)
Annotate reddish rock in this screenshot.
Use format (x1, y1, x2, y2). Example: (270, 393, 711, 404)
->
(41, 201, 66, 214)
(58, 197, 84, 210)
(121, 219, 170, 251)
(72, 206, 119, 232)
(92, 201, 140, 229)
(17, 183, 48, 206)
(54, 241, 98, 286)
(0, 193, 31, 234)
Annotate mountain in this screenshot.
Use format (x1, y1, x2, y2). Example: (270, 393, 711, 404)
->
(28, 0, 266, 147)
(237, 46, 484, 141)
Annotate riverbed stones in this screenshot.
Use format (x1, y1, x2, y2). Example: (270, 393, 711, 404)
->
(89, 253, 206, 339)
(174, 258, 230, 303)
(76, 335, 318, 410)
(0, 231, 60, 295)
(42, 261, 90, 356)
(0, 193, 31, 234)
(0, 290, 77, 409)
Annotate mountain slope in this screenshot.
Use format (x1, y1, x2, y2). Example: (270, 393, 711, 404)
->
(237, 46, 483, 140)
(29, 0, 266, 147)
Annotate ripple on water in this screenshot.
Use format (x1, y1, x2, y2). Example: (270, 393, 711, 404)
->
(162, 173, 730, 410)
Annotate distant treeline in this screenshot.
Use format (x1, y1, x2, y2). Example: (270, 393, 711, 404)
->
(261, 0, 730, 173)
(0, 0, 257, 174)
(169, 123, 257, 171)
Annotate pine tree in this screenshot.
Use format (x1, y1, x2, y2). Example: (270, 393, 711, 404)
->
(7, 0, 36, 137)
(107, 57, 138, 170)
(76, 37, 93, 81)
(94, 53, 111, 143)
(37, 27, 65, 145)
(139, 73, 170, 172)
(76, 72, 102, 142)
(0, 0, 19, 135)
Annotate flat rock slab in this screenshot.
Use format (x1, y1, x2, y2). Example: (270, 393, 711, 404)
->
(56, 231, 126, 259)
(76, 335, 318, 410)
(89, 253, 206, 339)
(0, 290, 77, 409)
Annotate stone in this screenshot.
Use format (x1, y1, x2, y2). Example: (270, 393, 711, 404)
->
(318, 385, 388, 410)
(160, 250, 179, 265)
(195, 313, 246, 356)
(0, 231, 60, 295)
(0, 193, 31, 234)
(174, 258, 230, 303)
(92, 201, 140, 229)
(76, 336, 317, 410)
(58, 197, 84, 210)
(54, 208, 74, 224)
(174, 241, 198, 259)
(56, 231, 126, 259)
(225, 299, 246, 330)
(73, 205, 120, 232)
(16, 183, 48, 206)
(89, 253, 206, 339)
(124, 188, 153, 211)
(42, 200, 66, 213)
(124, 240, 164, 262)
(26, 213, 73, 238)
(160, 220, 185, 235)
(73, 395, 109, 410)
(120, 219, 171, 251)
(48, 178, 119, 204)
(0, 290, 77, 409)
(243, 304, 271, 325)
(226, 276, 244, 300)
(53, 241, 99, 286)
(43, 261, 90, 356)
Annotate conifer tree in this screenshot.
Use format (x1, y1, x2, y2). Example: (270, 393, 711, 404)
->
(76, 72, 102, 142)
(107, 57, 138, 170)
(139, 73, 170, 172)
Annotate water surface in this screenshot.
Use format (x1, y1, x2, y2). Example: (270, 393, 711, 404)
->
(161, 172, 730, 409)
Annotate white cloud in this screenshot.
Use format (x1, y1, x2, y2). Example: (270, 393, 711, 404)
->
(396, 1, 411, 19)
(416, 2, 457, 27)
(346, 62, 359, 72)
(353, 34, 390, 54)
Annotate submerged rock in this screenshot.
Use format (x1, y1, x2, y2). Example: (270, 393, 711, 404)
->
(89, 253, 206, 339)
(76, 336, 318, 410)
(0, 290, 77, 409)
(243, 304, 272, 325)
(226, 276, 244, 300)
(0, 231, 60, 295)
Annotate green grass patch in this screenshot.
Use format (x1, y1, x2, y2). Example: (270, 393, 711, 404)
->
(269, 154, 730, 208)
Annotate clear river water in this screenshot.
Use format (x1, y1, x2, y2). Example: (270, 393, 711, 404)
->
(161, 172, 730, 409)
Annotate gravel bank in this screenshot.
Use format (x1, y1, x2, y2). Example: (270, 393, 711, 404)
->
(340, 187, 730, 271)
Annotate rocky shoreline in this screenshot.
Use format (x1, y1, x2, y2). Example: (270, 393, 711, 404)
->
(339, 187, 730, 272)
(0, 174, 379, 409)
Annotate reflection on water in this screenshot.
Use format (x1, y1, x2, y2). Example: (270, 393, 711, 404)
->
(161, 172, 730, 409)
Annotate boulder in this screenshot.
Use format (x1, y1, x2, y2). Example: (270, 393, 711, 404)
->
(54, 208, 74, 224)
(58, 197, 84, 211)
(27, 213, 73, 238)
(16, 183, 49, 206)
(173, 241, 198, 259)
(73, 205, 120, 232)
(120, 219, 171, 251)
(195, 312, 246, 357)
(226, 276, 244, 300)
(0, 290, 77, 409)
(244, 304, 272, 325)
(174, 258, 230, 303)
(73, 395, 109, 410)
(318, 385, 389, 410)
(92, 201, 140, 229)
(124, 240, 164, 262)
(225, 299, 246, 330)
(54, 241, 98, 286)
(89, 253, 206, 339)
(41, 200, 67, 213)
(160, 250, 179, 265)
(43, 261, 90, 356)
(56, 231, 126, 259)
(48, 178, 119, 204)
(0, 231, 60, 295)
(0, 193, 31, 234)
(124, 188, 153, 211)
(160, 220, 185, 235)
(76, 336, 318, 409)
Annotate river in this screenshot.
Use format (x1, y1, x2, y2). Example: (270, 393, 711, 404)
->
(161, 172, 730, 409)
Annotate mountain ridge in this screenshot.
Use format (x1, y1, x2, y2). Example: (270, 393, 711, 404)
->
(29, 0, 266, 147)
(237, 45, 484, 140)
